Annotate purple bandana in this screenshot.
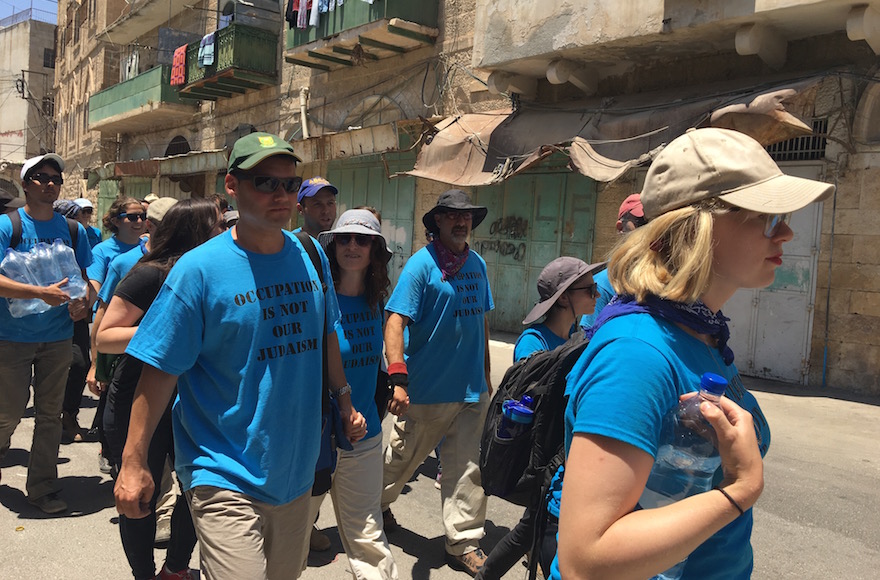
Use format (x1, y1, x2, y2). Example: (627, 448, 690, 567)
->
(432, 238, 470, 281)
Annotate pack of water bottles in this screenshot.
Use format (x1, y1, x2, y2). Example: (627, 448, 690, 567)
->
(1, 238, 87, 317)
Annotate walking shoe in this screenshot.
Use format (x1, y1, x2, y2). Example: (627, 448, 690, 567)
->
(158, 565, 196, 580)
(98, 452, 112, 474)
(446, 548, 487, 577)
(28, 492, 68, 514)
(435, 467, 442, 490)
(61, 412, 84, 443)
(309, 525, 331, 551)
(382, 508, 399, 533)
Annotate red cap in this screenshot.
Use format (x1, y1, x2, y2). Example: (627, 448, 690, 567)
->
(618, 193, 644, 219)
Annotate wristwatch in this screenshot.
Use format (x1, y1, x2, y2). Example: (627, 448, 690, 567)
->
(331, 383, 352, 398)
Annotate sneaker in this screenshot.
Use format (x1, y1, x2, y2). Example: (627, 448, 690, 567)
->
(446, 549, 487, 577)
(28, 492, 68, 514)
(434, 468, 442, 490)
(98, 453, 112, 474)
(61, 412, 84, 444)
(158, 565, 196, 580)
(309, 525, 331, 552)
(154, 517, 172, 547)
(382, 508, 399, 533)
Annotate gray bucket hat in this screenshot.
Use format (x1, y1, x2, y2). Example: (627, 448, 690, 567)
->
(522, 257, 605, 325)
(318, 209, 392, 262)
(422, 189, 488, 234)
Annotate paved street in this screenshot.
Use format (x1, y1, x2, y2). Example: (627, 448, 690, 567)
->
(2, 334, 879, 579)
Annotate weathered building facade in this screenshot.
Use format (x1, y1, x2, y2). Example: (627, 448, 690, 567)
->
(466, 0, 880, 394)
(0, 11, 57, 197)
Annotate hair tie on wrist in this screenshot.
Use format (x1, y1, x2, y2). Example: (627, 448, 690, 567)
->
(714, 486, 745, 516)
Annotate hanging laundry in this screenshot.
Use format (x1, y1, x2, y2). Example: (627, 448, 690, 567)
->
(359, 0, 374, 4)
(170, 44, 187, 86)
(198, 32, 216, 68)
(297, 0, 309, 28)
(286, 0, 296, 29)
(310, 0, 320, 26)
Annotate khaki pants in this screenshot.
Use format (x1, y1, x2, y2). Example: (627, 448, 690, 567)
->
(0, 339, 71, 500)
(187, 486, 311, 580)
(331, 434, 398, 580)
(381, 393, 489, 556)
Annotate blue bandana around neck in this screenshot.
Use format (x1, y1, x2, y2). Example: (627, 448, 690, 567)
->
(587, 294, 734, 365)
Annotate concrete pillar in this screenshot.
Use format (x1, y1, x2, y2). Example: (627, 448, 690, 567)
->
(487, 71, 537, 97)
(847, 5, 880, 55)
(546, 60, 598, 95)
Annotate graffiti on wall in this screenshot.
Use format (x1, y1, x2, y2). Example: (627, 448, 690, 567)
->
(479, 215, 529, 262)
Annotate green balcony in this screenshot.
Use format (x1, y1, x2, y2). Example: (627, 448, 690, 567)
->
(88, 65, 197, 134)
(284, 0, 439, 71)
(179, 23, 278, 101)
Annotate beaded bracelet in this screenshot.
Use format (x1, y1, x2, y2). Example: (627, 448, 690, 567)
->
(714, 486, 745, 516)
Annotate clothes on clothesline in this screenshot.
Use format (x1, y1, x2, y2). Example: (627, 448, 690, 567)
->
(286, 0, 375, 30)
(198, 32, 216, 68)
(170, 44, 187, 86)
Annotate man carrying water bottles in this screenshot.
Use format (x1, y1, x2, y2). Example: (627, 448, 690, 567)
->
(0, 153, 92, 514)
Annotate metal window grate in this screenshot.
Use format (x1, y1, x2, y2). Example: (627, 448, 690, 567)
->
(766, 118, 828, 162)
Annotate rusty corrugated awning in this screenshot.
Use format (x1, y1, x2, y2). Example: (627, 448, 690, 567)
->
(406, 76, 821, 187)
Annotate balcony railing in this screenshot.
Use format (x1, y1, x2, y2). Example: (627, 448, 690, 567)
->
(179, 23, 278, 101)
(285, 0, 439, 71)
(88, 65, 197, 134)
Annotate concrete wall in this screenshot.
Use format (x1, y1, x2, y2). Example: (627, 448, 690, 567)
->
(0, 19, 56, 161)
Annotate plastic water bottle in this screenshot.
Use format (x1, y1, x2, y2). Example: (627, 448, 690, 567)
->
(50, 238, 87, 300)
(639, 372, 728, 580)
(1, 248, 52, 317)
(497, 395, 534, 439)
(31, 241, 65, 286)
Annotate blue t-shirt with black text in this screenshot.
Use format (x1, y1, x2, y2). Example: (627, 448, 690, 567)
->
(337, 294, 383, 441)
(385, 245, 493, 404)
(548, 312, 771, 580)
(126, 230, 341, 505)
(0, 208, 92, 342)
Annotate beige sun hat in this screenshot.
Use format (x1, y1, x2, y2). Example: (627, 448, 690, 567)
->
(641, 128, 835, 219)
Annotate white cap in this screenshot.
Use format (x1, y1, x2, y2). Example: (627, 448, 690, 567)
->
(20, 153, 65, 181)
(73, 198, 93, 210)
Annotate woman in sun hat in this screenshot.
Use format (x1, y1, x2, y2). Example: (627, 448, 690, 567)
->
(316, 208, 398, 579)
(478, 256, 603, 580)
(549, 128, 834, 580)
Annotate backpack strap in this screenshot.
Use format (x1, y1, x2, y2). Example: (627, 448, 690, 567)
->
(295, 230, 330, 414)
(8, 210, 79, 251)
(9, 209, 22, 249)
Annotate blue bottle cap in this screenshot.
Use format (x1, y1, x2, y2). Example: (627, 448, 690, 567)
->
(521, 395, 534, 409)
(507, 403, 534, 424)
(700, 372, 728, 396)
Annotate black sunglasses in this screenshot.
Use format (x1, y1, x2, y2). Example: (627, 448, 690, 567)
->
(117, 212, 147, 222)
(335, 233, 373, 247)
(29, 173, 63, 185)
(569, 283, 599, 298)
(235, 172, 303, 194)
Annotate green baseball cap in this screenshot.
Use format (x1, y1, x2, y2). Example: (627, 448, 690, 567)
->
(227, 132, 302, 173)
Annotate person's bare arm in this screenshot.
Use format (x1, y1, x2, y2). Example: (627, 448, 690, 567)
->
(86, 301, 107, 395)
(115, 365, 178, 519)
(327, 332, 366, 442)
(0, 273, 69, 304)
(384, 312, 411, 416)
(556, 397, 764, 580)
(95, 295, 144, 354)
(484, 316, 492, 397)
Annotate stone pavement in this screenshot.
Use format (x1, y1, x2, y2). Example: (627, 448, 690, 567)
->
(1, 333, 879, 579)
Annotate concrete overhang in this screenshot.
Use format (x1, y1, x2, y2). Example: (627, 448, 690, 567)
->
(474, 0, 880, 82)
(89, 103, 199, 135)
(100, 0, 189, 45)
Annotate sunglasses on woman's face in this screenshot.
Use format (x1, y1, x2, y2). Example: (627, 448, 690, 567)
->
(763, 213, 791, 238)
(236, 173, 303, 194)
(118, 212, 147, 222)
(569, 283, 599, 298)
(335, 233, 372, 247)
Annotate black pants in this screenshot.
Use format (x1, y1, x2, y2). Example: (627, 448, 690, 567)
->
(62, 319, 90, 417)
(105, 355, 197, 580)
(479, 503, 537, 579)
(539, 515, 559, 578)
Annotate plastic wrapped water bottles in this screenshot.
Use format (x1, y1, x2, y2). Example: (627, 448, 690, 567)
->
(1, 238, 85, 317)
(639, 372, 728, 580)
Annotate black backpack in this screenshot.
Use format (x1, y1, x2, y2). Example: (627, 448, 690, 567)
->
(6, 209, 79, 250)
(479, 332, 590, 507)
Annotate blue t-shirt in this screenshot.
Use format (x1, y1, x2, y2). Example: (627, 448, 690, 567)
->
(126, 230, 341, 505)
(513, 323, 567, 362)
(385, 245, 494, 404)
(98, 240, 148, 304)
(0, 208, 92, 343)
(86, 225, 102, 248)
(337, 294, 383, 441)
(549, 313, 771, 580)
(579, 269, 614, 331)
(87, 236, 139, 285)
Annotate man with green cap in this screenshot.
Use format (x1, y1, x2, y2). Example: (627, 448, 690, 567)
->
(114, 132, 367, 579)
